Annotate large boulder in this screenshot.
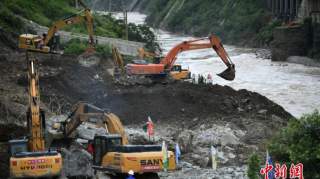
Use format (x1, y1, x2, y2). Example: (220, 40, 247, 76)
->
(61, 147, 94, 177)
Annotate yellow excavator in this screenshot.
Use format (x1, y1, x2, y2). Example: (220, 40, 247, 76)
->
(59, 102, 176, 179)
(112, 46, 125, 75)
(18, 0, 95, 54)
(8, 52, 62, 178)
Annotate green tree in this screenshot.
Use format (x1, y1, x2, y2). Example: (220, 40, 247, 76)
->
(247, 153, 261, 179)
(268, 111, 320, 179)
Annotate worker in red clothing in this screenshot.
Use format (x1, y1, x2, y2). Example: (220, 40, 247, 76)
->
(87, 141, 94, 155)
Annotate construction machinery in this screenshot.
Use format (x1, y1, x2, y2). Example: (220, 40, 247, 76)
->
(8, 52, 62, 178)
(112, 46, 125, 75)
(126, 35, 235, 81)
(138, 47, 158, 59)
(18, 0, 95, 54)
(60, 102, 128, 145)
(59, 102, 175, 178)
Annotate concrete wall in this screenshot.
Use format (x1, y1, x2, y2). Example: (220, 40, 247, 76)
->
(312, 23, 320, 59)
(271, 23, 311, 61)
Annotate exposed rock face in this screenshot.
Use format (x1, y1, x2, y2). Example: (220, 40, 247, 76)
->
(61, 147, 94, 177)
(271, 24, 311, 61)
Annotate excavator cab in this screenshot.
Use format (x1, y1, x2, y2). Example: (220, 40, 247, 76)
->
(92, 134, 123, 166)
(8, 139, 28, 156)
(170, 64, 191, 80)
(19, 34, 50, 53)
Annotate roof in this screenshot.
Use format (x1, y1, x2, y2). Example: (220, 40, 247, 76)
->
(20, 34, 40, 38)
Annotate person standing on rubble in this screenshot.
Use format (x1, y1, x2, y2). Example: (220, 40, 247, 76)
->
(207, 73, 212, 84)
(192, 73, 196, 84)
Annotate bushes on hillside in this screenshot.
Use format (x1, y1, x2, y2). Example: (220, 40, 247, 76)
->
(63, 38, 111, 57)
(144, 0, 280, 46)
(268, 111, 320, 178)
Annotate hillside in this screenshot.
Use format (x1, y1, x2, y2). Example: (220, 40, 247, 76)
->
(135, 0, 280, 47)
(0, 0, 157, 51)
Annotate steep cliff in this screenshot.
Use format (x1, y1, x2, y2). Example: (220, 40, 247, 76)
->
(136, 0, 278, 47)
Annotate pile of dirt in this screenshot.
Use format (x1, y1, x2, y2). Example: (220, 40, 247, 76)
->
(0, 51, 294, 178)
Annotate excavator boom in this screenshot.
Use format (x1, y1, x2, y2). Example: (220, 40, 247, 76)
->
(9, 51, 62, 178)
(44, 10, 94, 49)
(26, 52, 46, 151)
(62, 102, 128, 145)
(160, 35, 235, 80)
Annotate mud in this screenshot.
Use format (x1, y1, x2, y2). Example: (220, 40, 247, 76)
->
(0, 51, 293, 178)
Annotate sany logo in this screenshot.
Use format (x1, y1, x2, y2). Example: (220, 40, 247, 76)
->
(260, 162, 304, 179)
(27, 159, 48, 165)
(140, 159, 162, 166)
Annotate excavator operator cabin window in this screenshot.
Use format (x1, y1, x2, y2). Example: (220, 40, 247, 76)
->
(172, 65, 182, 72)
(9, 139, 28, 156)
(94, 138, 102, 165)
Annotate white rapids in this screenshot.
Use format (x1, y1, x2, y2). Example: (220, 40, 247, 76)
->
(110, 11, 320, 118)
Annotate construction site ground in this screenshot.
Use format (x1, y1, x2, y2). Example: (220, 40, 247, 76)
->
(0, 46, 293, 178)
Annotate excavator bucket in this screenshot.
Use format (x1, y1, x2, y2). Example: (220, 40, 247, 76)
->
(217, 64, 235, 81)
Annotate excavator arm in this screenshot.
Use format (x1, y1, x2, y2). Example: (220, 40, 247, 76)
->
(26, 52, 45, 151)
(62, 102, 128, 145)
(44, 10, 94, 49)
(160, 35, 235, 81)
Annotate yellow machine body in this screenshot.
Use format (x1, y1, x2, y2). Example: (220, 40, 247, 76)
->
(19, 34, 50, 53)
(169, 64, 190, 80)
(101, 151, 176, 174)
(10, 153, 62, 178)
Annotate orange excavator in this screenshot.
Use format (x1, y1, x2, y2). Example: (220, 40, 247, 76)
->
(126, 35, 235, 81)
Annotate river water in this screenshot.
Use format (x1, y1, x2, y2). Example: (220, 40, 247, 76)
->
(111, 12, 320, 118)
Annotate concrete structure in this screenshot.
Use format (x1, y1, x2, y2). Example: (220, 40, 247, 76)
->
(299, 0, 320, 23)
(266, 0, 320, 23)
(266, 0, 302, 21)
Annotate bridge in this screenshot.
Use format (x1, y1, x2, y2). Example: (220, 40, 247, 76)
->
(266, 0, 320, 23)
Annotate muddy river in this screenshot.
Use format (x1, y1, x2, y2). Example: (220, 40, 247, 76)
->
(110, 12, 320, 118)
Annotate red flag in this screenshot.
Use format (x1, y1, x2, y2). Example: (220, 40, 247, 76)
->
(147, 116, 154, 136)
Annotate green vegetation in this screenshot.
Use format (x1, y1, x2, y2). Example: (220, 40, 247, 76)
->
(63, 38, 111, 57)
(247, 153, 261, 179)
(257, 20, 282, 45)
(141, 0, 280, 46)
(0, 0, 159, 52)
(128, 23, 160, 52)
(268, 111, 320, 179)
(63, 38, 87, 55)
